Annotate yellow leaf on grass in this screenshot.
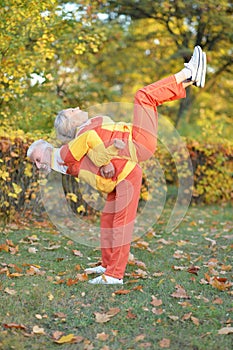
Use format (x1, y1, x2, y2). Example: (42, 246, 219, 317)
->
(55, 334, 75, 343)
(48, 292, 54, 301)
(55, 334, 84, 344)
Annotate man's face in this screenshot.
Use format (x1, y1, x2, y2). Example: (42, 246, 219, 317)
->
(64, 107, 89, 126)
(31, 145, 51, 173)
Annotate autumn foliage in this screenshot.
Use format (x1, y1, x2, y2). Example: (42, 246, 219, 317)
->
(1, 134, 232, 221)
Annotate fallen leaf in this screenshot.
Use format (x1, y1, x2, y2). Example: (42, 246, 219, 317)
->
(173, 250, 185, 259)
(72, 250, 83, 257)
(132, 285, 144, 292)
(152, 308, 163, 315)
(28, 247, 38, 254)
(96, 332, 109, 341)
(94, 308, 120, 323)
(134, 240, 149, 249)
(55, 334, 83, 344)
(4, 287, 17, 295)
(171, 285, 190, 299)
(218, 327, 233, 335)
(151, 295, 163, 306)
(94, 312, 112, 323)
(213, 298, 223, 304)
(0, 244, 9, 252)
(191, 316, 200, 326)
(32, 325, 45, 335)
(48, 292, 54, 301)
(168, 315, 179, 321)
(210, 277, 232, 291)
(8, 264, 22, 272)
(187, 265, 200, 275)
(114, 289, 131, 295)
(159, 338, 170, 348)
(172, 265, 186, 271)
(135, 334, 146, 342)
(44, 245, 61, 250)
(26, 266, 45, 276)
(126, 309, 137, 319)
(54, 312, 67, 318)
(221, 265, 232, 271)
(182, 312, 192, 321)
(76, 273, 88, 281)
(107, 308, 121, 317)
(205, 237, 216, 246)
(178, 301, 192, 307)
(3, 323, 26, 330)
(7, 272, 23, 278)
(131, 269, 148, 279)
(52, 331, 64, 340)
(66, 278, 79, 286)
(157, 238, 173, 245)
(153, 272, 164, 277)
(35, 314, 43, 320)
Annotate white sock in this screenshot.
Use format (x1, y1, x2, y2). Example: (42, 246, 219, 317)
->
(181, 67, 192, 80)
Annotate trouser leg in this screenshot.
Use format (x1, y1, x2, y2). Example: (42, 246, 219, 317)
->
(133, 75, 186, 162)
(100, 165, 142, 279)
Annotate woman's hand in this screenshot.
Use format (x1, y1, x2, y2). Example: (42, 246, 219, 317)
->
(100, 162, 115, 178)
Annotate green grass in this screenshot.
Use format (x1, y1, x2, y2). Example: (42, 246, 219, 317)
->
(0, 203, 232, 350)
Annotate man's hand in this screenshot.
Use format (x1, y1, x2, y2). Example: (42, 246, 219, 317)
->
(100, 162, 115, 179)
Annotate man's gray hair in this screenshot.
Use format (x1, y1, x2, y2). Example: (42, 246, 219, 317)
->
(27, 139, 53, 159)
(54, 110, 76, 143)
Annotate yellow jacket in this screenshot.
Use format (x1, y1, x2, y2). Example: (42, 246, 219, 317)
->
(51, 116, 138, 193)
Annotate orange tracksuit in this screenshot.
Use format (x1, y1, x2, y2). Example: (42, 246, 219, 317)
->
(52, 75, 186, 279)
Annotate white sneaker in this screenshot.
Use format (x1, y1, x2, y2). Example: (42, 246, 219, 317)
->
(84, 266, 106, 274)
(197, 52, 207, 88)
(88, 274, 123, 285)
(184, 46, 203, 84)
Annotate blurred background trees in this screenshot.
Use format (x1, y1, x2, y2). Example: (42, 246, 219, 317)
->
(0, 0, 232, 220)
(1, 0, 232, 139)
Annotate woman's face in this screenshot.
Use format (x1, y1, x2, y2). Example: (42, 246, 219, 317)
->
(64, 107, 89, 127)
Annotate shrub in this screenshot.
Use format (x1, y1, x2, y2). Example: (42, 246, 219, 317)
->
(0, 135, 232, 223)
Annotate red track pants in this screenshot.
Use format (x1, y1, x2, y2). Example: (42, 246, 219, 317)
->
(100, 75, 186, 279)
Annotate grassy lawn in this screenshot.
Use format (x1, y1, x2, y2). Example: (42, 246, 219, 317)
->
(0, 203, 232, 350)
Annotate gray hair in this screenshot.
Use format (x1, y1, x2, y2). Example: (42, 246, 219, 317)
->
(27, 139, 53, 159)
(54, 110, 76, 143)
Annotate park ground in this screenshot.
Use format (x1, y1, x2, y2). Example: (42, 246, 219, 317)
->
(0, 203, 232, 350)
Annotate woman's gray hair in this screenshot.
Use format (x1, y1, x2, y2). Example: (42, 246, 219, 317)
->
(27, 139, 53, 159)
(54, 110, 76, 143)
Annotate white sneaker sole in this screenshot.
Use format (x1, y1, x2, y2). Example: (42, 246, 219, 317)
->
(194, 51, 207, 88)
(193, 46, 203, 85)
(200, 52, 206, 88)
(88, 274, 123, 285)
